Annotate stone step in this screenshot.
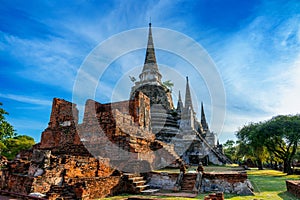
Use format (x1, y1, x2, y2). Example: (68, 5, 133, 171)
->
(124, 173, 140, 178)
(181, 175, 197, 192)
(183, 180, 196, 183)
(135, 184, 149, 192)
(136, 184, 149, 188)
(133, 180, 147, 186)
(182, 183, 195, 187)
(181, 186, 194, 190)
(141, 189, 160, 194)
(129, 176, 144, 181)
(183, 177, 196, 180)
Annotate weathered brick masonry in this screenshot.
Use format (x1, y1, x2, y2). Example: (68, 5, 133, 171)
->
(286, 180, 300, 198)
(0, 94, 177, 199)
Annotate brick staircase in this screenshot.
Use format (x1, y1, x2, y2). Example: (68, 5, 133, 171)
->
(180, 173, 197, 192)
(124, 173, 149, 193)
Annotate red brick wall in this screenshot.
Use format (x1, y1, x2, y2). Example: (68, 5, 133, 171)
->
(40, 98, 81, 149)
(286, 180, 300, 198)
(203, 172, 248, 183)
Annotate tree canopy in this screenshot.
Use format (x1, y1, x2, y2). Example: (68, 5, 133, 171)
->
(0, 102, 16, 140)
(223, 140, 237, 162)
(2, 135, 35, 160)
(236, 114, 300, 174)
(0, 103, 35, 160)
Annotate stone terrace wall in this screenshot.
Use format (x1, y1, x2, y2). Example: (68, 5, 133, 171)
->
(201, 172, 253, 195)
(146, 171, 253, 195)
(147, 172, 178, 190)
(286, 180, 300, 198)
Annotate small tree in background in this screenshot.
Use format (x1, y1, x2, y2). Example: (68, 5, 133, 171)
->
(0, 102, 16, 140)
(163, 80, 174, 92)
(223, 140, 238, 162)
(2, 135, 35, 160)
(0, 103, 35, 160)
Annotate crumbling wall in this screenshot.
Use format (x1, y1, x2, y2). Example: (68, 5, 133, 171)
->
(1, 148, 115, 195)
(40, 98, 81, 149)
(79, 94, 172, 173)
(65, 176, 122, 199)
(286, 180, 300, 198)
(83, 91, 151, 130)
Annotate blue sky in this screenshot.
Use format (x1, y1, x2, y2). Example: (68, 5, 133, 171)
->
(1, 0, 300, 143)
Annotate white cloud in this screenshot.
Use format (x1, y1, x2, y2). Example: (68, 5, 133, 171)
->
(208, 3, 300, 142)
(1, 31, 81, 91)
(275, 55, 300, 115)
(0, 93, 52, 106)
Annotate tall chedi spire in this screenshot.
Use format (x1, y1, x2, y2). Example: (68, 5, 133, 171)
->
(201, 102, 209, 132)
(177, 91, 183, 113)
(176, 91, 183, 119)
(130, 23, 174, 109)
(139, 23, 162, 84)
(179, 76, 195, 130)
(184, 77, 194, 112)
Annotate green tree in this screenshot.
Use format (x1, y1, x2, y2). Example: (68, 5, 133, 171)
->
(260, 115, 300, 174)
(236, 115, 300, 174)
(0, 141, 6, 154)
(0, 102, 16, 140)
(294, 147, 300, 161)
(163, 80, 174, 92)
(236, 122, 269, 170)
(2, 135, 35, 160)
(0, 103, 35, 160)
(223, 140, 237, 162)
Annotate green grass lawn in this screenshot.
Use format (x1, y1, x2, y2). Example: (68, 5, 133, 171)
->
(234, 169, 300, 200)
(104, 168, 300, 200)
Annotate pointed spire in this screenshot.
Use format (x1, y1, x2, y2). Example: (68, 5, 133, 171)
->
(138, 23, 162, 84)
(177, 91, 183, 112)
(184, 76, 193, 111)
(144, 23, 157, 65)
(201, 102, 209, 131)
(178, 90, 182, 102)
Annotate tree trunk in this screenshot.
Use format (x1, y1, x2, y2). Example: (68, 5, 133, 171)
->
(257, 159, 263, 170)
(284, 160, 293, 175)
(274, 161, 278, 170)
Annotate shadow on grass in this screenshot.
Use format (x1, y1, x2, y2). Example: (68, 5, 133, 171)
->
(278, 191, 299, 200)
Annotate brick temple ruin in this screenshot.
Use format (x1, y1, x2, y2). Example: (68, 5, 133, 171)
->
(0, 24, 254, 199)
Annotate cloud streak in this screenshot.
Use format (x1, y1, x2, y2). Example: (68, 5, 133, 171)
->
(0, 93, 52, 106)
